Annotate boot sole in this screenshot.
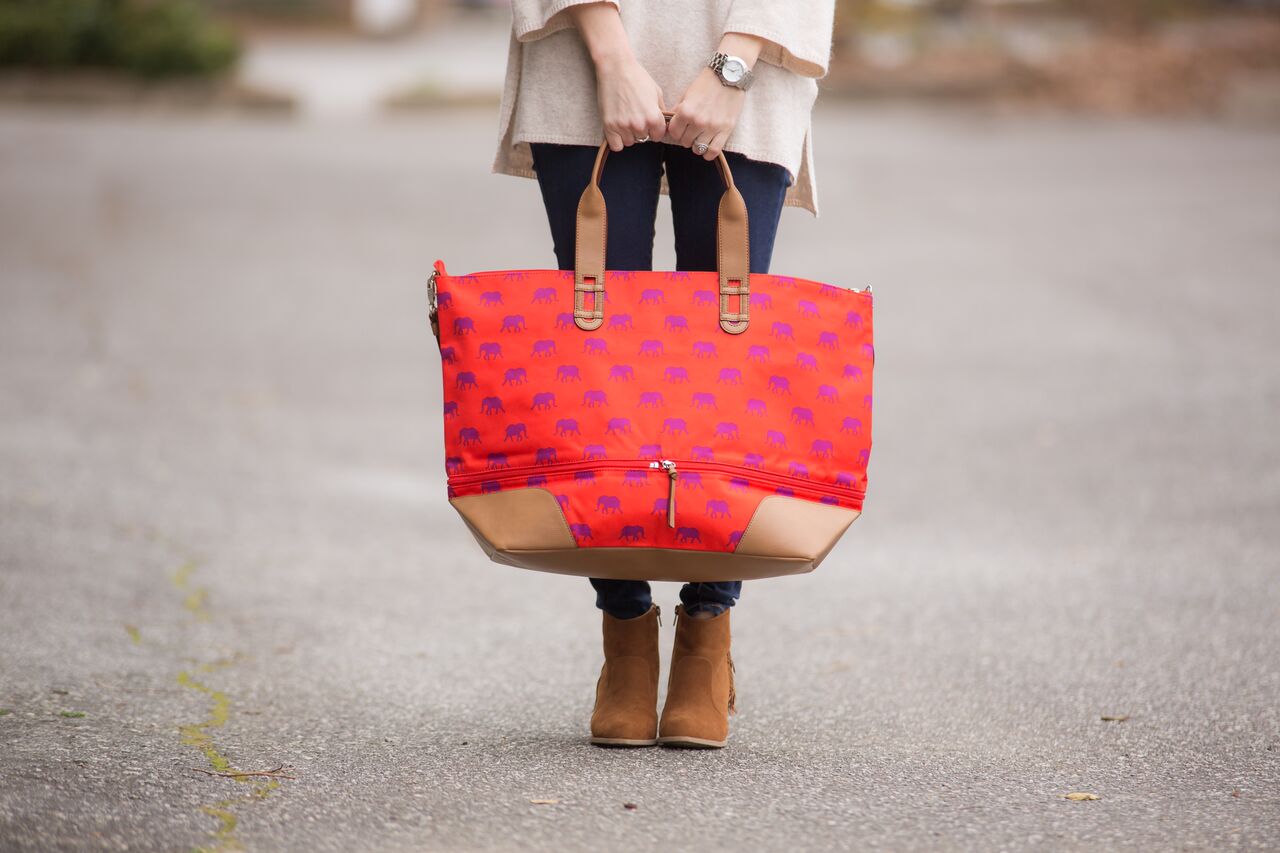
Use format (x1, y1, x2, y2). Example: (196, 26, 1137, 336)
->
(590, 736, 658, 747)
(657, 735, 727, 749)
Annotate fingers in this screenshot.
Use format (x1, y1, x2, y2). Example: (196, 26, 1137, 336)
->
(666, 111, 689, 145)
(605, 129, 625, 152)
(702, 130, 729, 161)
(645, 111, 668, 144)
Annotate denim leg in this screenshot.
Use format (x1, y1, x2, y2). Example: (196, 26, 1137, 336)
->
(679, 581, 743, 616)
(662, 146, 792, 275)
(529, 142, 667, 616)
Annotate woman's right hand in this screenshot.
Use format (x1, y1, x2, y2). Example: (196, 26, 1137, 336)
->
(568, 2, 667, 151)
(594, 55, 668, 152)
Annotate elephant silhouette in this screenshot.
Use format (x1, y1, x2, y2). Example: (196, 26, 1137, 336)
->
(796, 352, 819, 371)
(861, 343, 875, 359)
(680, 472, 703, 490)
(582, 389, 608, 407)
(775, 486, 795, 497)
(693, 341, 717, 359)
(556, 365, 581, 382)
(526, 475, 548, 487)
(583, 444, 607, 460)
(691, 392, 717, 410)
(639, 340, 664, 357)
(714, 422, 740, 440)
(836, 471, 856, 488)
(639, 443, 662, 459)
(606, 417, 632, 435)
(531, 391, 557, 411)
(842, 364, 863, 381)
(555, 312, 574, 330)
(439, 346, 456, 364)
(607, 314, 633, 331)
(584, 338, 609, 355)
(746, 399, 767, 416)
(452, 317, 476, 335)
(718, 368, 743, 385)
(596, 495, 623, 514)
(820, 495, 840, 506)
(532, 339, 557, 357)
(770, 321, 794, 341)
(729, 477, 749, 491)
(638, 391, 664, 408)
(692, 446, 714, 461)
(664, 366, 689, 384)
(768, 375, 790, 395)
(788, 461, 810, 478)
(535, 447, 558, 465)
(810, 439, 834, 458)
(744, 452, 765, 468)
(608, 365, 635, 382)
(554, 419, 580, 436)
(480, 396, 505, 415)
(664, 315, 689, 332)
(570, 523, 593, 540)
(640, 289, 666, 305)
(480, 291, 503, 306)
(437, 292, 453, 310)
(574, 470, 596, 484)
(662, 417, 689, 435)
(503, 368, 528, 386)
(675, 527, 701, 544)
(443, 401, 459, 418)
(817, 384, 839, 403)
(692, 290, 716, 306)
(818, 331, 839, 350)
(791, 407, 815, 426)
(840, 417, 862, 435)
(765, 430, 787, 449)
(503, 424, 527, 442)
(531, 287, 557, 304)
(478, 342, 502, 360)
(652, 498, 669, 515)
(845, 310, 863, 329)
(458, 427, 481, 445)
(556, 494, 570, 510)
(747, 344, 770, 362)
(487, 452, 509, 468)
(751, 292, 773, 310)
(619, 525, 645, 542)
(798, 299, 820, 318)
(775, 276, 797, 289)
(726, 530, 744, 548)
(819, 283, 841, 297)
(481, 480, 502, 493)
(623, 470, 649, 487)
(705, 500, 731, 518)
(445, 456, 463, 474)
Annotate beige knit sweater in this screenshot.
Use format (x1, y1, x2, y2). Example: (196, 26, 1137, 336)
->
(492, 0, 836, 215)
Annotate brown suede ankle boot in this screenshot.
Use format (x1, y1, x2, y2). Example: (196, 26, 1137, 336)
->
(590, 605, 661, 747)
(658, 605, 735, 748)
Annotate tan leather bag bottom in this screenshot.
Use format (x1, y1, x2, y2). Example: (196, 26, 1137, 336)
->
(449, 488, 860, 582)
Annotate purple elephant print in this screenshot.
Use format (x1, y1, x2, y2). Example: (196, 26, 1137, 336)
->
(532, 339, 557, 357)
(765, 430, 787, 449)
(556, 365, 582, 382)
(640, 288, 666, 305)
(746, 398, 767, 416)
(531, 287, 557, 304)
(503, 423, 527, 442)
(481, 480, 502, 493)
(693, 341, 717, 359)
(574, 470, 596, 485)
(583, 444, 607, 460)
(820, 495, 841, 506)
(811, 439, 834, 458)
(691, 391, 717, 410)
(858, 449, 871, 466)
(532, 391, 557, 411)
(487, 451, 510, 468)
(691, 446, 714, 462)
(692, 290, 716, 306)
(718, 368, 743, 385)
(819, 283, 840, 297)
(817, 331, 839, 351)
(440, 345, 456, 364)
(728, 477, 749, 491)
(437, 291, 453, 310)
(791, 407, 815, 427)
(556, 493, 570, 510)
(606, 417, 631, 435)
(554, 418, 580, 437)
(596, 495, 623, 514)
(479, 291, 503, 306)
(555, 312, 574, 330)
(795, 352, 819, 371)
(775, 276, 797, 289)
(480, 396, 505, 415)
(459, 426, 481, 445)
(679, 472, 703, 490)
(861, 343, 875, 359)
(608, 364, 635, 382)
(452, 317, 475, 335)
(607, 314, 633, 331)
(582, 389, 607, 407)
(639, 339, 664, 357)
(767, 375, 791, 395)
(842, 364, 863, 381)
(503, 367, 528, 385)
(535, 447, 558, 465)
(726, 530, 744, 548)
(750, 292, 773, 310)
(639, 443, 663, 459)
(845, 310, 863, 328)
(570, 523, 593, 541)
(770, 321, 795, 341)
(675, 526, 701, 544)
(743, 452, 765, 468)
(705, 499, 731, 518)
(788, 461, 810, 479)
(664, 366, 689, 384)
(662, 417, 689, 436)
(840, 417, 862, 435)
(584, 338, 608, 355)
(798, 299, 820, 318)
(714, 422, 740, 440)
(623, 470, 648, 487)
(478, 342, 502, 360)
(500, 314, 526, 333)
(817, 384, 839, 403)
(775, 486, 796, 497)
(443, 400, 459, 419)
(445, 456, 463, 474)
(652, 497, 669, 515)
(664, 315, 689, 332)
(526, 474, 548, 487)
(747, 344, 770, 363)
(619, 525, 646, 542)
(638, 391, 664, 408)
(836, 471, 856, 488)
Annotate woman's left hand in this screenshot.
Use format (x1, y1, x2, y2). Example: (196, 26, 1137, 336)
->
(667, 67, 746, 162)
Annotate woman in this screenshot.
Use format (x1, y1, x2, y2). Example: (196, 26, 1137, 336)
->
(493, 0, 836, 748)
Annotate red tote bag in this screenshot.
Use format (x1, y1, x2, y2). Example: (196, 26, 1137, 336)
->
(428, 142, 873, 581)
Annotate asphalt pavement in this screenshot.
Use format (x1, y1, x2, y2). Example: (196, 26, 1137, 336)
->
(1, 105, 1278, 851)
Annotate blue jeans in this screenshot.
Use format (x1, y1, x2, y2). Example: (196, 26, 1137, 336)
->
(529, 141, 792, 620)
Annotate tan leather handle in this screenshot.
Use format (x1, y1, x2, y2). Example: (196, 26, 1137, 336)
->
(573, 115, 751, 334)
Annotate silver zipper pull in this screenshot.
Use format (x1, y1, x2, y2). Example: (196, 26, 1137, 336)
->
(650, 459, 677, 528)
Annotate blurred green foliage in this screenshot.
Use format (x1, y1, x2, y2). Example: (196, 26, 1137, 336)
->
(837, 0, 1267, 32)
(0, 0, 240, 77)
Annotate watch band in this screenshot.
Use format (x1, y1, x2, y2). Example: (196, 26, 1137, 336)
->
(708, 53, 755, 91)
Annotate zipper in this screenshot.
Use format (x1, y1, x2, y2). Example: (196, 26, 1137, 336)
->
(447, 457, 865, 526)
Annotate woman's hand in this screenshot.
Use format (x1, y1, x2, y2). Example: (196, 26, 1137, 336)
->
(594, 55, 669, 152)
(668, 32, 764, 161)
(569, 2, 668, 152)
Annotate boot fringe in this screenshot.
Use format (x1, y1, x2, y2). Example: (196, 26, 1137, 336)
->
(727, 651, 737, 715)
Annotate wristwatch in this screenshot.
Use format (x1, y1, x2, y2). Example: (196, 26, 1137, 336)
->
(708, 53, 755, 91)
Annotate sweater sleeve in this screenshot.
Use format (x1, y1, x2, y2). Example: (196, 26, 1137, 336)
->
(722, 0, 836, 78)
(511, 0, 620, 44)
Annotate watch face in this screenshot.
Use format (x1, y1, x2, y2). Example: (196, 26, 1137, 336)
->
(721, 57, 746, 84)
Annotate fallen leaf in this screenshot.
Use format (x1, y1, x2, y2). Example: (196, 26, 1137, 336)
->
(1100, 715, 1130, 722)
(528, 799, 559, 805)
(1231, 789, 1241, 798)
(623, 803, 638, 811)
(59, 711, 86, 719)
(1065, 792, 1100, 801)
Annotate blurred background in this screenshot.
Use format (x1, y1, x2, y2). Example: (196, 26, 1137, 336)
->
(2, 2, 1279, 852)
